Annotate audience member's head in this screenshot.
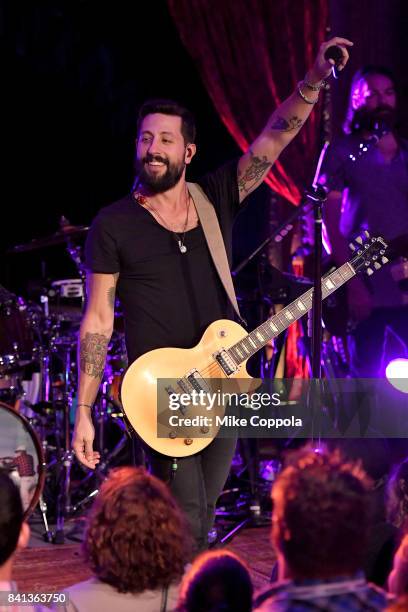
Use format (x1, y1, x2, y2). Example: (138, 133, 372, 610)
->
(177, 549, 253, 612)
(387, 459, 408, 530)
(271, 448, 371, 581)
(83, 466, 192, 593)
(0, 470, 30, 579)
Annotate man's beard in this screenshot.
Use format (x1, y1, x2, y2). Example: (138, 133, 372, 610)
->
(134, 154, 185, 194)
(352, 105, 397, 133)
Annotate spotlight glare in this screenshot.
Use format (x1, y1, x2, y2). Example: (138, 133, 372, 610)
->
(385, 359, 408, 394)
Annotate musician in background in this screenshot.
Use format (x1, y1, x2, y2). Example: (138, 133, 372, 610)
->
(72, 38, 352, 550)
(320, 66, 408, 377)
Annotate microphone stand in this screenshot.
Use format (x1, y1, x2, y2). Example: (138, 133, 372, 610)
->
(232, 198, 313, 278)
(232, 178, 329, 381)
(309, 185, 328, 378)
(305, 141, 331, 445)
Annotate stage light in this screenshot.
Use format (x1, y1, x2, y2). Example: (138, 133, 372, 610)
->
(385, 359, 408, 394)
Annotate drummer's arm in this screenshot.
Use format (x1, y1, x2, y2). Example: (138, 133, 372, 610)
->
(73, 273, 117, 468)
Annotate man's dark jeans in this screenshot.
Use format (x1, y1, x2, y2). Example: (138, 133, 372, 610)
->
(147, 436, 237, 551)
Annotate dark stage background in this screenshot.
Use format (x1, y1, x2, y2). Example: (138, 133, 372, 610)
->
(1, 0, 407, 295)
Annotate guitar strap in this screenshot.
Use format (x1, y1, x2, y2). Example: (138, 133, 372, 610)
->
(187, 181, 243, 323)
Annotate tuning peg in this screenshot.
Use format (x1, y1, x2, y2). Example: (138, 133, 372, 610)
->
(366, 268, 374, 276)
(355, 236, 363, 245)
(349, 242, 356, 251)
(382, 256, 389, 264)
(374, 262, 382, 270)
(364, 230, 370, 238)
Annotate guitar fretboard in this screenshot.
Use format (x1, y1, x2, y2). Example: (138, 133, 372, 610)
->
(228, 262, 355, 365)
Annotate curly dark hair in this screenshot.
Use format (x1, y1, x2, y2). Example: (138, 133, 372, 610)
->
(272, 448, 371, 580)
(387, 459, 408, 529)
(83, 466, 192, 593)
(177, 550, 253, 612)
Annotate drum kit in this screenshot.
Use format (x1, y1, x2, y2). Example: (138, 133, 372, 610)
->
(0, 220, 132, 543)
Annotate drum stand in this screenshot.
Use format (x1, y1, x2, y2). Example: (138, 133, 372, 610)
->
(53, 401, 75, 543)
(38, 494, 53, 543)
(33, 333, 77, 544)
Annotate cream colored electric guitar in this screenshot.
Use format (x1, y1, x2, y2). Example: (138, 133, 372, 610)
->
(121, 234, 388, 457)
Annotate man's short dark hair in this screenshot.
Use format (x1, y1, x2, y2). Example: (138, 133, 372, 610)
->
(136, 98, 196, 144)
(273, 449, 371, 579)
(0, 470, 24, 566)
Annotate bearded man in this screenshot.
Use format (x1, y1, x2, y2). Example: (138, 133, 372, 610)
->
(320, 66, 408, 377)
(73, 37, 352, 549)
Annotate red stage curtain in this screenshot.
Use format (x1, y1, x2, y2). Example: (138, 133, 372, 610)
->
(168, 0, 328, 205)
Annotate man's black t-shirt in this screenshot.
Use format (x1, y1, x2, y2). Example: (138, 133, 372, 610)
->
(85, 160, 241, 364)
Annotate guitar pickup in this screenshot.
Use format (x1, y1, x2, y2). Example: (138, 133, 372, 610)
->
(176, 378, 194, 395)
(186, 370, 210, 393)
(165, 384, 187, 415)
(214, 350, 238, 376)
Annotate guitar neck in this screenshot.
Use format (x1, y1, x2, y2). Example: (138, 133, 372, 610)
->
(228, 262, 355, 365)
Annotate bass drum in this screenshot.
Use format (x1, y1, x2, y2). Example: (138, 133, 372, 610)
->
(0, 402, 45, 517)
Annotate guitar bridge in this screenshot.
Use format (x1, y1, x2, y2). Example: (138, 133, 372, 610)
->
(214, 350, 238, 376)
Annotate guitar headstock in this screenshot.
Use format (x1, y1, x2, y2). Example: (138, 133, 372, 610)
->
(349, 231, 389, 276)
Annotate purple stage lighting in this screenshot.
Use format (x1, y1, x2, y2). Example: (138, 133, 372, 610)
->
(385, 358, 408, 394)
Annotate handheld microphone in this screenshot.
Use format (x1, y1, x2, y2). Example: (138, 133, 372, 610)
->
(324, 45, 344, 79)
(349, 120, 390, 162)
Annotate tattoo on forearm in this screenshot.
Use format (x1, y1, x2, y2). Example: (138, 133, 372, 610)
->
(238, 150, 271, 194)
(107, 273, 119, 310)
(270, 115, 304, 132)
(80, 332, 109, 379)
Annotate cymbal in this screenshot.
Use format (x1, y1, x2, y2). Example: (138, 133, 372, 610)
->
(9, 225, 89, 253)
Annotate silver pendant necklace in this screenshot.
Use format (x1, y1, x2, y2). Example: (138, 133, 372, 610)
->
(177, 240, 187, 254)
(133, 188, 190, 254)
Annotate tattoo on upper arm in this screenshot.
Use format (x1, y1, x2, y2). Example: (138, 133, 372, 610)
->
(270, 115, 304, 132)
(238, 150, 271, 195)
(107, 273, 119, 310)
(79, 332, 109, 379)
